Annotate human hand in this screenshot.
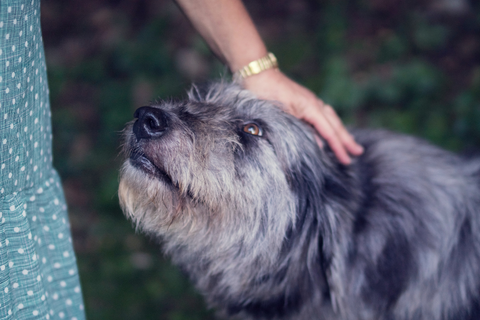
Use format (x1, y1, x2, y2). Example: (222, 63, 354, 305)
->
(241, 69, 364, 165)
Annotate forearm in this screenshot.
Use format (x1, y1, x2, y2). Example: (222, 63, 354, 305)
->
(175, 0, 267, 72)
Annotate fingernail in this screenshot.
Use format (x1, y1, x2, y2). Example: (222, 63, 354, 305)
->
(314, 135, 324, 148)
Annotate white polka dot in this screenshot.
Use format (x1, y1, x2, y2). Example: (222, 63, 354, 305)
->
(8, 262, 13, 268)
(33, 310, 39, 316)
(28, 290, 33, 296)
(13, 283, 18, 288)
(60, 281, 67, 287)
(54, 263, 61, 268)
(14, 227, 20, 232)
(18, 303, 24, 309)
(18, 248, 24, 254)
(4, 287, 8, 293)
(22, 269, 28, 275)
(9, 205, 15, 211)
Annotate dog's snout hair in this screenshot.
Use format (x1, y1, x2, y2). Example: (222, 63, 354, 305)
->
(119, 81, 480, 320)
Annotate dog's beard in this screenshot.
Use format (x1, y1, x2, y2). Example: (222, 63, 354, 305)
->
(119, 130, 300, 277)
(119, 162, 178, 230)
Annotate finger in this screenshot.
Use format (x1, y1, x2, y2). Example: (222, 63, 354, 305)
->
(322, 105, 364, 156)
(304, 108, 352, 165)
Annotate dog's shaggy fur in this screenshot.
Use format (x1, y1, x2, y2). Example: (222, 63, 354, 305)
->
(119, 82, 480, 320)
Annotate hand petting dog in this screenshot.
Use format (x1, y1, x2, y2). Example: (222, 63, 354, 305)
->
(175, 0, 363, 165)
(242, 69, 364, 165)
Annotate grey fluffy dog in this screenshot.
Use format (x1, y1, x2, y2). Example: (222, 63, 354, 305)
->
(119, 82, 480, 320)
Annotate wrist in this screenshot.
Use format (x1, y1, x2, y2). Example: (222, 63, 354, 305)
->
(240, 68, 285, 95)
(226, 47, 269, 73)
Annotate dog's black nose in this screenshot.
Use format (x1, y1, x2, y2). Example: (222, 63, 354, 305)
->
(133, 106, 168, 140)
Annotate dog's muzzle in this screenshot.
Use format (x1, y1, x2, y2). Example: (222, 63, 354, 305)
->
(129, 106, 173, 183)
(133, 106, 168, 140)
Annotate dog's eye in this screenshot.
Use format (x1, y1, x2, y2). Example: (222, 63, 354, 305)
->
(243, 123, 262, 136)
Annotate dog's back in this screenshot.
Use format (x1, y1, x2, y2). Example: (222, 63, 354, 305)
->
(336, 129, 480, 320)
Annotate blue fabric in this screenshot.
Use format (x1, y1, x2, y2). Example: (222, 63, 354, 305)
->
(0, 0, 86, 319)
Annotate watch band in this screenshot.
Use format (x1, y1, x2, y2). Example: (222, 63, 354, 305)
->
(233, 53, 279, 80)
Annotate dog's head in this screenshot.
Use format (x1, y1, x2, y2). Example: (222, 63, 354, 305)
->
(119, 82, 334, 260)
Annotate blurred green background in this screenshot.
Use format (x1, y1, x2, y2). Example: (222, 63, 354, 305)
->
(40, 0, 480, 319)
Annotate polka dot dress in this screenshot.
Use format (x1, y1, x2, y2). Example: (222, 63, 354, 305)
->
(0, 0, 86, 319)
